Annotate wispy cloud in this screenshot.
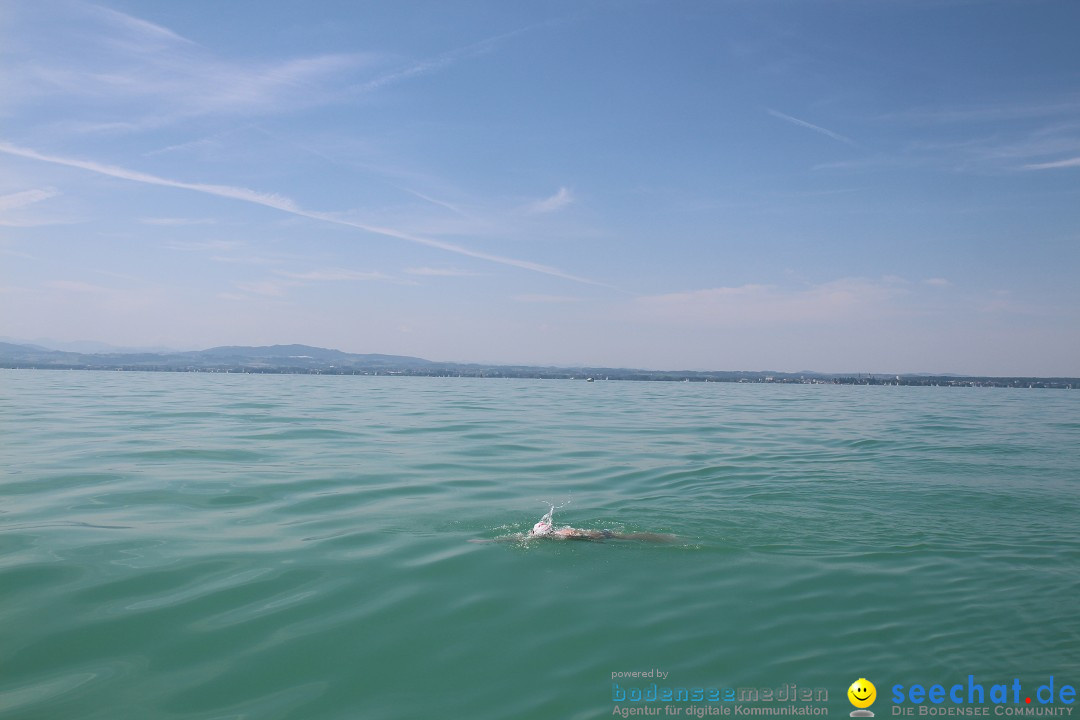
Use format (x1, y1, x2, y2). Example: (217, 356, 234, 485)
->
(142, 126, 257, 158)
(394, 186, 469, 217)
(0, 187, 66, 227)
(5, 3, 375, 129)
(0, 246, 37, 260)
(235, 280, 293, 298)
(0, 140, 609, 287)
(817, 123, 1080, 175)
(167, 239, 244, 252)
(274, 269, 393, 282)
(1023, 156, 1080, 170)
(140, 217, 217, 226)
(767, 109, 857, 147)
(0, 141, 301, 210)
(878, 98, 1080, 126)
(353, 52, 461, 95)
(230, 268, 396, 299)
(527, 187, 574, 214)
(88, 2, 196, 49)
(514, 294, 582, 303)
(864, 96, 1080, 173)
(351, 24, 538, 95)
(0, 188, 59, 212)
(638, 278, 907, 327)
(211, 255, 281, 266)
(924, 277, 951, 287)
(46, 280, 112, 294)
(405, 266, 481, 277)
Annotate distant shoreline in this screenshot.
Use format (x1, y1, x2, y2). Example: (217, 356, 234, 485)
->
(1, 341, 1075, 388)
(1, 365, 1075, 390)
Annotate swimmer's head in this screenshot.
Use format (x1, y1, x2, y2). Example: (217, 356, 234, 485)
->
(531, 520, 553, 536)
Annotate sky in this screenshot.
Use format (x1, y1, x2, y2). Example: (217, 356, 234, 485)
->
(1, 0, 1078, 375)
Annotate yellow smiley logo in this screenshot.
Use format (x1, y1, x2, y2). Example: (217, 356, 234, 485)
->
(848, 678, 877, 709)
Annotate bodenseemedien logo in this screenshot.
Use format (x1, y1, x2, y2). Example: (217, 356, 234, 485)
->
(849, 678, 877, 717)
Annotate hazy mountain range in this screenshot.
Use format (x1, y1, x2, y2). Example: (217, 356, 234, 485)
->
(0, 337, 185, 354)
(0, 341, 1076, 388)
(0, 341, 433, 372)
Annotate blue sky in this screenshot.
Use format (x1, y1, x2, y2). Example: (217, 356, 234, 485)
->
(1, 0, 1078, 375)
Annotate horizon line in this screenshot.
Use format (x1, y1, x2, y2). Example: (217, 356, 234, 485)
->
(1, 339, 1075, 380)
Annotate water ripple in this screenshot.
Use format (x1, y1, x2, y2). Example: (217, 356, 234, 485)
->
(1, 372, 1078, 719)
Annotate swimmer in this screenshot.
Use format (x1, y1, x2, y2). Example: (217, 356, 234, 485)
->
(529, 519, 673, 542)
(469, 508, 676, 544)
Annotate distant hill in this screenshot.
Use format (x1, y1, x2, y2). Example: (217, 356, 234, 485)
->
(0, 337, 180, 354)
(0, 342, 433, 372)
(0, 341, 1075, 388)
(194, 344, 433, 367)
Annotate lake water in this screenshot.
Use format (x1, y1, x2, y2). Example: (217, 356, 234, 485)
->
(2, 370, 1078, 719)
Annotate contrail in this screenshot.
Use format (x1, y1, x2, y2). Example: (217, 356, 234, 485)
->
(767, 109, 857, 146)
(0, 140, 611, 288)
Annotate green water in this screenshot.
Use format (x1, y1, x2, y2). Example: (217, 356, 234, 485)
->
(2, 371, 1078, 719)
